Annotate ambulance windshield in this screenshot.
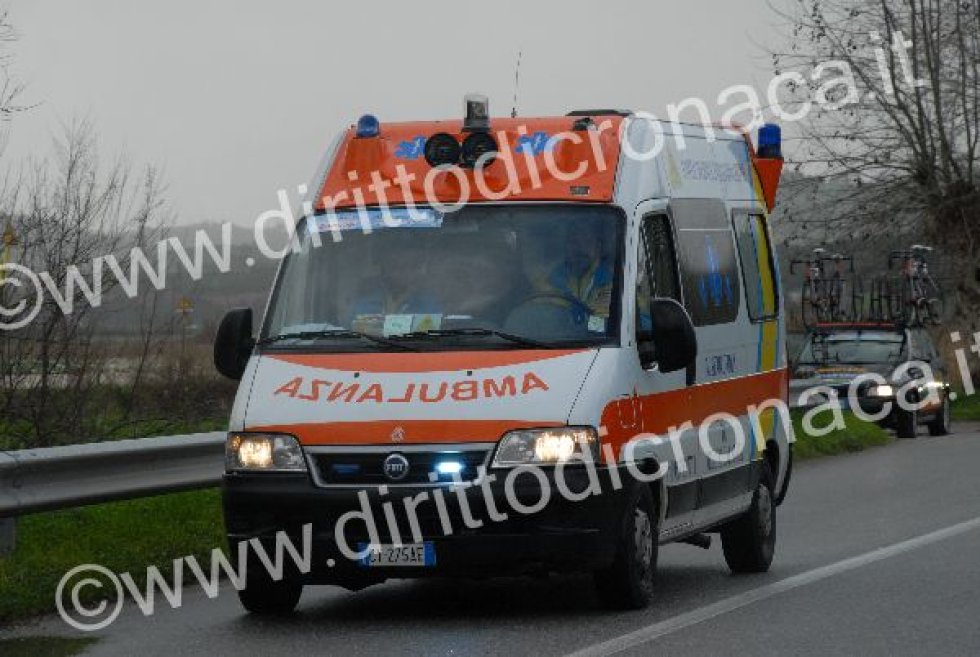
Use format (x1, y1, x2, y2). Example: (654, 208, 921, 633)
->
(261, 204, 623, 350)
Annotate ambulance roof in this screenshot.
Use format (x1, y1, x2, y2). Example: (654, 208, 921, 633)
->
(314, 115, 625, 210)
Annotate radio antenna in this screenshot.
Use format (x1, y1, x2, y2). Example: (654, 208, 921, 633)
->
(511, 50, 522, 118)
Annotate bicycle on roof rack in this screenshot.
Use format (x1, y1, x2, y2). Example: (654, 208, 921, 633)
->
(790, 248, 856, 328)
(887, 244, 943, 326)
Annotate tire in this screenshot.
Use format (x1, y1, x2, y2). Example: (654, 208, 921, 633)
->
(896, 405, 918, 439)
(237, 570, 303, 615)
(928, 393, 952, 436)
(721, 466, 776, 574)
(773, 445, 793, 507)
(594, 483, 658, 610)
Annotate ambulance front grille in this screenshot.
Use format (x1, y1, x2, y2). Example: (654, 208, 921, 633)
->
(306, 445, 493, 487)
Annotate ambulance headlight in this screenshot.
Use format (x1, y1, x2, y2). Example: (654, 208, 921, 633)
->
(226, 433, 307, 472)
(492, 427, 598, 467)
(870, 384, 895, 398)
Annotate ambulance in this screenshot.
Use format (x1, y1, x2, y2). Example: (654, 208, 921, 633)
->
(215, 96, 792, 614)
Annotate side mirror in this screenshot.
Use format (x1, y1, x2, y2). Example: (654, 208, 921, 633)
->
(638, 298, 697, 373)
(214, 308, 254, 380)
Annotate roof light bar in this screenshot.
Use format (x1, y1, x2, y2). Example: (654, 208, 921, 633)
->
(757, 123, 782, 159)
(462, 93, 490, 132)
(355, 114, 380, 138)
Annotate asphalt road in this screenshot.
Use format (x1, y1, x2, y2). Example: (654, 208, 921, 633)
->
(5, 424, 980, 657)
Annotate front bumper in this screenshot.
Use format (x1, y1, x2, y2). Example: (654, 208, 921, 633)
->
(222, 464, 633, 582)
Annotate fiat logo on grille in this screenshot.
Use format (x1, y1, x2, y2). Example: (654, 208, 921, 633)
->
(383, 453, 410, 482)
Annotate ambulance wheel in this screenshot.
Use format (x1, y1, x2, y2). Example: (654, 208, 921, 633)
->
(593, 483, 658, 609)
(896, 406, 918, 438)
(721, 467, 776, 574)
(237, 572, 303, 615)
(928, 393, 951, 436)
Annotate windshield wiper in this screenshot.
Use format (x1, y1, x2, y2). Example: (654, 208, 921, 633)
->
(393, 328, 555, 349)
(257, 330, 418, 351)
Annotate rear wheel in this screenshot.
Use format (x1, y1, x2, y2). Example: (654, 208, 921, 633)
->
(721, 467, 776, 574)
(594, 484, 658, 609)
(896, 405, 918, 439)
(928, 393, 952, 436)
(237, 568, 303, 615)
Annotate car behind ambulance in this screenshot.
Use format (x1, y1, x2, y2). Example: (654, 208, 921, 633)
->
(214, 97, 792, 613)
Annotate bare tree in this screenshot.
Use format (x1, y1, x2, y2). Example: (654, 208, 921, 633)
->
(0, 8, 25, 151)
(0, 121, 167, 447)
(771, 0, 980, 320)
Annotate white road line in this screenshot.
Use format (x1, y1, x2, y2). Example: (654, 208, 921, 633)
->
(566, 516, 980, 657)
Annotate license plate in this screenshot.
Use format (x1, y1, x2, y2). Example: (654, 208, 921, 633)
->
(357, 542, 436, 567)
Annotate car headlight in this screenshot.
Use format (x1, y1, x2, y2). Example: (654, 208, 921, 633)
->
(870, 384, 895, 398)
(226, 433, 307, 472)
(492, 427, 598, 467)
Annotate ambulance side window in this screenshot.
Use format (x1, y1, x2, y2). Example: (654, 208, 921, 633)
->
(636, 214, 681, 333)
(733, 213, 779, 322)
(671, 199, 740, 326)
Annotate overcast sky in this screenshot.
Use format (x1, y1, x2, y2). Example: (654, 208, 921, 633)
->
(3, 0, 787, 226)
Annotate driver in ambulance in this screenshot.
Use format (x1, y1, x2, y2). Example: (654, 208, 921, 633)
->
(505, 222, 613, 337)
(547, 226, 614, 319)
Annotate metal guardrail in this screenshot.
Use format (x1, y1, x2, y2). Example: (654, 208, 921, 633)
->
(0, 432, 226, 519)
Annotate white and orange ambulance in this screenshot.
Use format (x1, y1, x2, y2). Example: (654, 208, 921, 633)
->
(215, 96, 791, 614)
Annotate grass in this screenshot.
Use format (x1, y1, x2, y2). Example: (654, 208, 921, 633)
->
(791, 409, 894, 460)
(0, 489, 224, 624)
(0, 638, 98, 657)
(951, 392, 980, 421)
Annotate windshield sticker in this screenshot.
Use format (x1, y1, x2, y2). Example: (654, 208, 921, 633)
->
(412, 314, 442, 332)
(380, 313, 443, 336)
(382, 314, 414, 337)
(308, 207, 443, 233)
(587, 315, 606, 333)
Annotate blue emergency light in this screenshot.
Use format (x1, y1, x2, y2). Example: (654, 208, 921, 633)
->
(435, 460, 464, 476)
(355, 114, 380, 138)
(757, 123, 782, 159)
